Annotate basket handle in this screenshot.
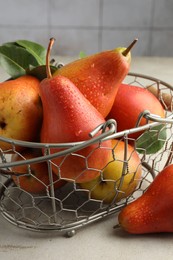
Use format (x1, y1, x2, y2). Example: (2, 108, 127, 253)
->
(136, 110, 173, 126)
(0, 119, 117, 169)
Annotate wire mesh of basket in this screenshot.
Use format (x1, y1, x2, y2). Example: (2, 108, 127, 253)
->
(0, 73, 173, 237)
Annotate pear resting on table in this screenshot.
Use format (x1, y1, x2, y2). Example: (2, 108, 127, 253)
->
(118, 164, 173, 234)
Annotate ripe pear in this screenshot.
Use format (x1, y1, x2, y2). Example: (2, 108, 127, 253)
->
(53, 39, 138, 117)
(118, 164, 173, 234)
(39, 38, 112, 183)
(11, 149, 66, 194)
(107, 83, 165, 139)
(0, 75, 42, 151)
(80, 140, 142, 203)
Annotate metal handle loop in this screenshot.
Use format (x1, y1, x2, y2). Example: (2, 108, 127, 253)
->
(136, 109, 173, 126)
(144, 112, 173, 124)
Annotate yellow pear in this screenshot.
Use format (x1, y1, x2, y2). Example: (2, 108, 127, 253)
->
(80, 140, 142, 203)
(0, 75, 42, 151)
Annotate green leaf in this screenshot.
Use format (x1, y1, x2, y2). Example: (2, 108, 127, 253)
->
(15, 40, 46, 65)
(136, 124, 167, 154)
(2, 42, 17, 47)
(0, 45, 40, 78)
(26, 65, 57, 80)
(79, 51, 87, 59)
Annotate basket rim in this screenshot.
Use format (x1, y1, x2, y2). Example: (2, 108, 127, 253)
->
(0, 72, 173, 168)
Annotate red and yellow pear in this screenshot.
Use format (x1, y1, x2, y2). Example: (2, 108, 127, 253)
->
(0, 75, 42, 151)
(11, 149, 66, 194)
(54, 39, 138, 117)
(118, 164, 173, 234)
(39, 38, 112, 183)
(80, 140, 142, 203)
(107, 83, 165, 139)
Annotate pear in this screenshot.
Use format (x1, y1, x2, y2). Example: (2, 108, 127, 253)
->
(40, 38, 112, 183)
(11, 148, 66, 194)
(107, 83, 165, 139)
(0, 75, 42, 151)
(118, 164, 173, 234)
(80, 140, 142, 203)
(53, 39, 138, 117)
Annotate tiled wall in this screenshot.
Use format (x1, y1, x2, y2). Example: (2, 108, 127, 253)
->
(0, 0, 173, 56)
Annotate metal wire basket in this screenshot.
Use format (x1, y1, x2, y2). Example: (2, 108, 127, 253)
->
(0, 73, 173, 237)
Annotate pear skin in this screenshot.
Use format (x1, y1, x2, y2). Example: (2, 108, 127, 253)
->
(107, 83, 165, 139)
(118, 164, 173, 234)
(11, 149, 66, 194)
(53, 40, 137, 118)
(40, 75, 112, 183)
(80, 140, 142, 203)
(0, 75, 42, 151)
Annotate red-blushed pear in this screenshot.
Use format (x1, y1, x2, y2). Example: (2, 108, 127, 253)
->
(0, 75, 42, 151)
(11, 149, 66, 194)
(118, 164, 173, 234)
(80, 140, 142, 203)
(39, 38, 112, 183)
(107, 83, 165, 139)
(53, 39, 138, 118)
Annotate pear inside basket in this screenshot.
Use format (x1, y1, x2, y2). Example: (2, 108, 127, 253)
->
(0, 73, 173, 236)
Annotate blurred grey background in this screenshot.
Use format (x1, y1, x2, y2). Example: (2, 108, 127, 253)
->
(0, 0, 172, 57)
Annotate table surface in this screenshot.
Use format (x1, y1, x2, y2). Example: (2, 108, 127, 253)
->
(0, 57, 173, 260)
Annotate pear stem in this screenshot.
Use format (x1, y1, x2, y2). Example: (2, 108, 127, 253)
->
(122, 38, 138, 57)
(113, 223, 121, 229)
(46, 37, 55, 79)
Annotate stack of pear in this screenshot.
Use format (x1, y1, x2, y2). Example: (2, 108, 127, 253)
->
(40, 38, 113, 183)
(54, 39, 138, 117)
